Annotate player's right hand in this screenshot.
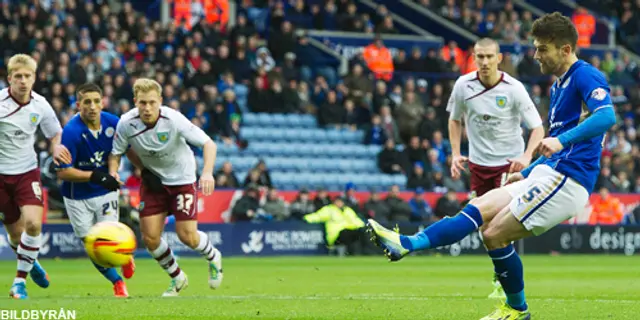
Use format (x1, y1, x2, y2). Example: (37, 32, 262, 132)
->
(451, 155, 468, 179)
(90, 171, 121, 191)
(505, 172, 524, 185)
(53, 144, 72, 166)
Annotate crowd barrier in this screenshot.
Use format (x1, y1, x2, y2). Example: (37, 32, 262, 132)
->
(1, 223, 639, 260)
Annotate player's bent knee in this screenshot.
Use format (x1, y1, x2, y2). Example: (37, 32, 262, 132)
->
(142, 234, 162, 251)
(481, 227, 509, 250)
(176, 229, 199, 249)
(24, 219, 42, 235)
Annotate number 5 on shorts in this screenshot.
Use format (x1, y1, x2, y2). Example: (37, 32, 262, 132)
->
(177, 194, 194, 212)
(522, 186, 542, 203)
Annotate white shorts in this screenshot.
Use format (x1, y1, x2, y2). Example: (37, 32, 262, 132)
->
(63, 192, 120, 238)
(504, 165, 589, 236)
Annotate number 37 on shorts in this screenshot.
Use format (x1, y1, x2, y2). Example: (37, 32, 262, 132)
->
(140, 183, 199, 221)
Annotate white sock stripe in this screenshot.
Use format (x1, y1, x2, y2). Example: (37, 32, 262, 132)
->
(150, 239, 169, 258)
(20, 232, 41, 247)
(461, 212, 479, 229)
(165, 262, 179, 275)
(196, 231, 209, 251)
(491, 248, 516, 260)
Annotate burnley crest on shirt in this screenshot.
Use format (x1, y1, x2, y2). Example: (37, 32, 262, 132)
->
(495, 96, 507, 108)
(157, 132, 169, 143)
(29, 113, 39, 125)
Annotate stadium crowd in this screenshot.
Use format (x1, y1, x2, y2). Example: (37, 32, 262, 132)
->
(1, 0, 640, 226)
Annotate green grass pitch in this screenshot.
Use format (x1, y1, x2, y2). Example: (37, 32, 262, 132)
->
(1, 255, 639, 319)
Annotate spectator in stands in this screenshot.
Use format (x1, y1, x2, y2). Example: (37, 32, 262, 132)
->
(408, 187, 434, 222)
(385, 185, 413, 222)
(343, 99, 359, 130)
(215, 161, 240, 189)
(572, 7, 596, 47)
(407, 162, 433, 191)
(379, 106, 401, 143)
(363, 115, 388, 145)
(395, 91, 425, 142)
(125, 168, 142, 189)
(304, 196, 366, 255)
(363, 34, 393, 81)
(443, 173, 466, 193)
(378, 139, 404, 174)
(268, 21, 296, 62)
(231, 184, 263, 222)
(376, 16, 398, 34)
(427, 148, 445, 174)
(290, 189, 316, 220)
(252, 47, 275, 72)
(318, 90, 345, 128)
(435, 190, 460, 219)
(363, 188, 391, 222)
(431, 130, 451, 164)
(402, 136, 428, 173)
(589, 187, 624, 225)
(314, 188, 332, 209)
(432, 171, 448, 193)
(371, 81, 393, 114)
(341, 64, 372, 108)
(418, 107, 443, 144)
(343, 183, 361, 214)
(262, 187, 289, 221)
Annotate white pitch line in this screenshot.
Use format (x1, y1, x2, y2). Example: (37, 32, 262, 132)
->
(45, 293, 640, 304)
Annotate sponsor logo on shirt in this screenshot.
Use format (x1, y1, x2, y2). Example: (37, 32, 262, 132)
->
(590, 88, 608, 101)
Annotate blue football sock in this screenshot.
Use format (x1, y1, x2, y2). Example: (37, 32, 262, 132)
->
(399, 204, 483, 251)
(488, 244, 528, 311)
(92, 261, 122, 284)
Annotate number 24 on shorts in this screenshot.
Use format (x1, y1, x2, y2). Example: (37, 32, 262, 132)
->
(102, 200, 118, 215)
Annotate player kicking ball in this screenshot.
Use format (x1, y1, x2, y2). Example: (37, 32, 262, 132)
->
(367, 12, 616, 320)
(56, 83, 136, 297)
(108, 78, 222, 297)
(446, 38, 545, 300)
(0, 54, 72, 299)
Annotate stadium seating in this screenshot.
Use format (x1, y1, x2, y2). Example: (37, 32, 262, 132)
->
(217, 112, 406, 191)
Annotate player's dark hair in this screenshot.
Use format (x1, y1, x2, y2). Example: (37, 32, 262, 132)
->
(531, 12, 578, 51)
(76, 83, 102, 99)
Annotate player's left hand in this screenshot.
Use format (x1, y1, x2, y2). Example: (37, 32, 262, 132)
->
(507, 154, 532, 173)
(53, 144, 72, 165)
(199, 173, 215, 196)
(535, 137, 564, 158)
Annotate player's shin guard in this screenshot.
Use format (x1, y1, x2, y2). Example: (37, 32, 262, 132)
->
(399, 204, 483, 251)
(149, 239, 183, 279)
(15, 233, 41, 284)
(195, 231, 216, 261)
(488, 244, 528, 311)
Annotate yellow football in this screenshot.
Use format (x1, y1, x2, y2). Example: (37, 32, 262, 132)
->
(84, 221, 137, 268)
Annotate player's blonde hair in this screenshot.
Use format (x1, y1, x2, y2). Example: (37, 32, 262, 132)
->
(133, 78, 162, 99)
(7, 54, 37, 76)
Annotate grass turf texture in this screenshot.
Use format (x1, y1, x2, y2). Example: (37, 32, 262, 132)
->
(1, 255, 639, 319)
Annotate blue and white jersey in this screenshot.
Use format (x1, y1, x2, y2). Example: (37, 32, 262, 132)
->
(542, 60, 613, 193)
(58, 111, 120, 200)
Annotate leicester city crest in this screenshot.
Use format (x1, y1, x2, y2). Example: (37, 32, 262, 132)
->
(157, 132, 169, 143)
(495, 96, 507, 108)
(29, 113, 40, 124)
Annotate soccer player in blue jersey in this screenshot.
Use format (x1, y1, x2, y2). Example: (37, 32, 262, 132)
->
(367, 12, 616, 320)
(56, 83, 138, 297)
